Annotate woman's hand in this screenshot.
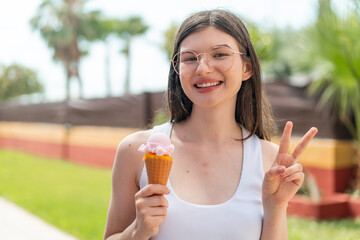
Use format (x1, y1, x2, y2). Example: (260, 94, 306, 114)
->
(133, 184, 170, 240)
(262, 121, 318, 207)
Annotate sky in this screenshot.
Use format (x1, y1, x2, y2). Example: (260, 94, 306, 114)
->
(0, 0, 318, 102)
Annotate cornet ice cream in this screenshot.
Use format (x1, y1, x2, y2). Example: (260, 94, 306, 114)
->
(138, 132, 174, 185)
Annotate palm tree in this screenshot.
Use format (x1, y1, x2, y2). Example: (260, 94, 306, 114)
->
(306, 0, 360, 188)
(113, 16, 148, 94)
(30, 0, 103, 100)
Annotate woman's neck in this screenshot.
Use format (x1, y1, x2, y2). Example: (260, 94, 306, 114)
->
(176, 104, 242, 143)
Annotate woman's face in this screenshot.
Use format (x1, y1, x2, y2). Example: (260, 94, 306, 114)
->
(177, 26, 252, 109)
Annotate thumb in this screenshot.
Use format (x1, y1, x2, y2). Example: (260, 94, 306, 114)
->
(264, 166, 285, 182)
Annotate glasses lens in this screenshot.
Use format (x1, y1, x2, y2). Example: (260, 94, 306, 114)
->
(172, 51, 197, 76)
(172, 46, 236, 76)
(207, 46, 235, 72)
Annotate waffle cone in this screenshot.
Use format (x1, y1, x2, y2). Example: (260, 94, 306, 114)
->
(145, 155, 173, 185)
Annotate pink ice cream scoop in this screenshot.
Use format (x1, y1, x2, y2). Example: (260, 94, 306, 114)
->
(138, 132, 174, 156)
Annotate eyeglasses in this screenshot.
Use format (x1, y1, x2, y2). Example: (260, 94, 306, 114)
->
(171, 45, 243, 76)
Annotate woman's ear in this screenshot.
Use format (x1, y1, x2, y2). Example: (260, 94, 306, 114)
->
(242, 61, 253, 81)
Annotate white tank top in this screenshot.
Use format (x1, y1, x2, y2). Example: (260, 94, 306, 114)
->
(140, 122, 264, 240)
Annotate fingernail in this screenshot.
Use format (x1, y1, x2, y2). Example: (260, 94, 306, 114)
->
(277, 167, 285, 174)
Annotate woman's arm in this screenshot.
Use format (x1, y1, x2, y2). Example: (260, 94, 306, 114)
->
(103, 131, 169, 240)
(260, 122, 318, 240)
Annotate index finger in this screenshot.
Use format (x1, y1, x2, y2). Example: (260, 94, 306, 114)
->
(292, 127, 318, 160)
(278, 121, 293, 154)
(136, 184, 170, 198)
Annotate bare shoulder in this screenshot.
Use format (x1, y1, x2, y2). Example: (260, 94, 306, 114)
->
(115, 129, 151, 158)
(113, 129, 152, 186)
(259, 139, 279, 173)
(117, 129, 152, 151)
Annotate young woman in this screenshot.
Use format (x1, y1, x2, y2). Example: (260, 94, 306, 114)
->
(103, 9, 318, 240)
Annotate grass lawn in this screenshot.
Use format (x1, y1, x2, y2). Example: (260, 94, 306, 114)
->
(0, 149, 112, 240)
(288, 216, 360, 239)
(1, 148, 360, 240)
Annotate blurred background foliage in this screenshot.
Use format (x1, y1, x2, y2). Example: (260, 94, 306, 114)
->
(305, 0, 360, 189)
(0, 64, 43, 101)
(306, 0, 360, 150)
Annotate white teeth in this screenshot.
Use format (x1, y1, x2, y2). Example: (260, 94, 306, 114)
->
(196, 81, 221, 88)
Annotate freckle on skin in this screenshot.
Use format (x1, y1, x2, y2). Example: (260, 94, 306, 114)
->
(128, 144, 131, 147)
(186, 170, 189, 173)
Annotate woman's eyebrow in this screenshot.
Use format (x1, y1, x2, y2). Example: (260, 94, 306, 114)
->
(211, 44, 232, 48)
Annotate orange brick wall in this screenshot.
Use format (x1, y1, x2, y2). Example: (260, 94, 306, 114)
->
(0, 122, 140, 168)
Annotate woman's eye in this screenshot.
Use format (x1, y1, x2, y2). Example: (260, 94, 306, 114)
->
(213, 53, 228, 58)
(183, 56, 197, 62)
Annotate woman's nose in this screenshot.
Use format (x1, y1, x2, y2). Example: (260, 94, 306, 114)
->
(196, 55, 213, 74)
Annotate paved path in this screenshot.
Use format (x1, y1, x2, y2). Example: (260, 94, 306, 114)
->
(0, 197, 78, 240)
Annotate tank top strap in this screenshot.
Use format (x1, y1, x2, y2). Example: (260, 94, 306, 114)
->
(237, 127, 264, 199)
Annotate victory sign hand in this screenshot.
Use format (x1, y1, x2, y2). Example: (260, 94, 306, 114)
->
(262, 121, 318, 206)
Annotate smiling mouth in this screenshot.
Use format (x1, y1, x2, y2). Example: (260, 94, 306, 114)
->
(195, 81, 222, 88)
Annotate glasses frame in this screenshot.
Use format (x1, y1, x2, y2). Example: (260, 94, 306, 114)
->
(171, 45, 244, 76)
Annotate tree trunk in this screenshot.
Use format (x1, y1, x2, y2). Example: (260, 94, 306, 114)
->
(73, 61, 83, 99)
(124, 38, 131, 95)
(65, 64, 71, 101)
(105, 39, 111, 97)
(78, 76, 83, 99)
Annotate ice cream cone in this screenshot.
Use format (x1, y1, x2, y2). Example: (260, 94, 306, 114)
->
(144, 152, 173, 185)
(138, 132, 175, 186)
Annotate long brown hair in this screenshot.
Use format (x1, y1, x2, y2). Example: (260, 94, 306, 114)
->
(166, 9, 276, 140)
